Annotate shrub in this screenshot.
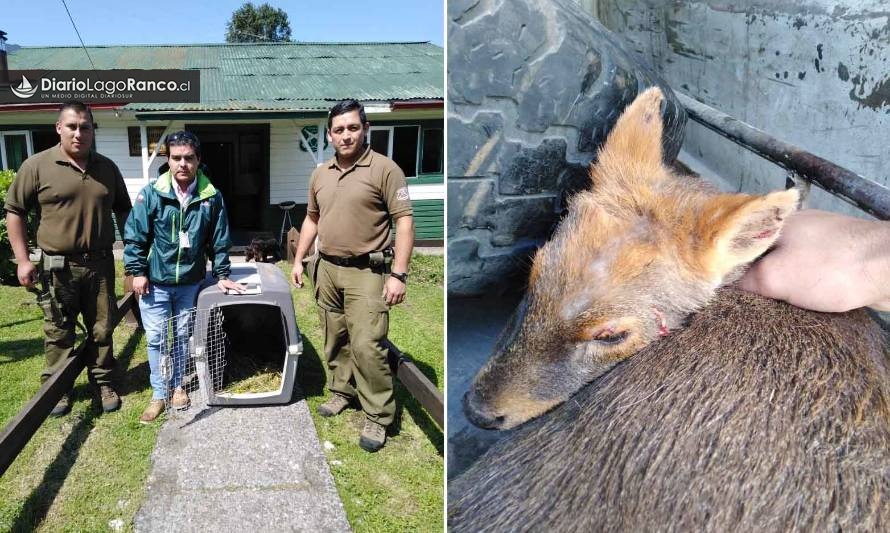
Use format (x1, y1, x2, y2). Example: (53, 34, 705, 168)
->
(1, 169, 24, 284)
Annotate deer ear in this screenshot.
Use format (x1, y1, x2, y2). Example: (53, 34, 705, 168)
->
(591, 87, 665, 183)
(700, 189, 799, 281)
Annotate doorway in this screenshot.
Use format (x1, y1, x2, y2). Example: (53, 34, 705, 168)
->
(187, 125, 269, 232)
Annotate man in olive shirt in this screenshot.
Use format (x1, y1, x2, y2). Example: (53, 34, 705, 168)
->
(5, 102, 131, 416)
(291, 99, 414, 452)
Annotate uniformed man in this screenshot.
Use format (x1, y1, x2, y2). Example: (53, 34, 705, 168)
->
(291, 99, 414, 452)
(5, 101, 131, 416)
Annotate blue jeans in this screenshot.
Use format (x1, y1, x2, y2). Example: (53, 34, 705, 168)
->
(139, 282, 202, 400)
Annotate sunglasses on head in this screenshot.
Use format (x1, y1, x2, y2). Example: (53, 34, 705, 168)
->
(166, 131, 199, 144)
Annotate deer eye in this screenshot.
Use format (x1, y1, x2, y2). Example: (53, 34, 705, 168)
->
(593, 330, 628, 345)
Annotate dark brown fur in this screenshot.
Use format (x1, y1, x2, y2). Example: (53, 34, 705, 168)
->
(245, 236, 281, 263)
(450, 290, 890, 531)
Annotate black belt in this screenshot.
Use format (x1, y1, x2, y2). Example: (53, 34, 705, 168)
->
(320, 252, 371, 267)
(64, 249, 112, 263)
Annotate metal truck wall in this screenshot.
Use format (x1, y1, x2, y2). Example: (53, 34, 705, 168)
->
(588, 0, 889, 218)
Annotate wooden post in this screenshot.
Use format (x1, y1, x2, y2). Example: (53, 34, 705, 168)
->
(286, 227, 300, 263)
(385, 340, 444, 429)
(122, 274, 141, 328)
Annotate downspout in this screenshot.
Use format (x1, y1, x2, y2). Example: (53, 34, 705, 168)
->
(0, 30, 9, 86)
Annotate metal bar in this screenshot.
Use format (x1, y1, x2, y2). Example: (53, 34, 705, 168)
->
(0, 345, 85, 477)
(385, 340, 444, 429)
(675, 92, 890, 220)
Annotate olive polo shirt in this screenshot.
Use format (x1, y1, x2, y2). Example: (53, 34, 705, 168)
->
(4, 144, 131, 255)
(308, 147, 413, 257)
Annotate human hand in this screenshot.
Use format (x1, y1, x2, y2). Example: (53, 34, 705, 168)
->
(17, 260, 37, 288)
(383, 275, 406, 306)
(291, 261, 305, 288)
(738, 210, 890, 312)
(218, 278, 247, 294)
(132, 276, 150, 296)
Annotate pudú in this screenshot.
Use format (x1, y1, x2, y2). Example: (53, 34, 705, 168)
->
(452, 88, 890, 531)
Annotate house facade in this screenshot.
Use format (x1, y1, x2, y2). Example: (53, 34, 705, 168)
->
(0, 41, 444, 244)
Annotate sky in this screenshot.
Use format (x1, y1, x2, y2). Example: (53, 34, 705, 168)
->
(1, 0, 444, 47)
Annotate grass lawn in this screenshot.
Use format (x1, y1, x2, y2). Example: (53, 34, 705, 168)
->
(0, 255, 444, 532)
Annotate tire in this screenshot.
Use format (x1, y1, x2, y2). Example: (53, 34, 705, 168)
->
(447, 0, 687, 297)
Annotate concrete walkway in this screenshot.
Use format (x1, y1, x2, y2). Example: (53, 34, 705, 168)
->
(135, 400, 350, 532)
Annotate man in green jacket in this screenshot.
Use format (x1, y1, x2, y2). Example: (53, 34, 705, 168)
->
(124, 130, 243, 423)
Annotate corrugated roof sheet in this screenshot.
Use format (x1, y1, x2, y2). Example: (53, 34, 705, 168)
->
(6, 42, 443, 112)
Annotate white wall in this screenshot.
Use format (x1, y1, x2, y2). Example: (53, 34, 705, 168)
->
(269, 120, 325, 205)
(93, 118, 184, 200)
(1, 111, 444, 205)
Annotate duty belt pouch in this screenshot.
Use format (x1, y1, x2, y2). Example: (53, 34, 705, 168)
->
(43, 253, 66, 272)
(37, 252, 69, 328)
(369, 251, 385, 267)
(369, 249, 394, 267)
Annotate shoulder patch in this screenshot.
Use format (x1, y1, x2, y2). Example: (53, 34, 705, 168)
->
(396, 187, 410, 201)
(136, 194, 144, 203)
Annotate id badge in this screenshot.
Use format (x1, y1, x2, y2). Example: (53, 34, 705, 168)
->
(179, 231, 191, 249)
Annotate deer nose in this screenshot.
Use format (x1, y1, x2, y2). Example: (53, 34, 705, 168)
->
(463, 390, 505, 429)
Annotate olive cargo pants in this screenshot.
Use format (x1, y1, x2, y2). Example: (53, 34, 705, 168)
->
(312, 256, 394, 426)
(39, 257, 117, 386)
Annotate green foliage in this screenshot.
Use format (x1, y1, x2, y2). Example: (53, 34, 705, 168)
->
(0, 169, 18, 284)
(225, 2, 292, 43)
(0, 263, 158, 532)
(287, 256, 445, 531)
(409, 253, 444, 286)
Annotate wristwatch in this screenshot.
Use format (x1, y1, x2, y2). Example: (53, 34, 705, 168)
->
(390, 272, 408, 283)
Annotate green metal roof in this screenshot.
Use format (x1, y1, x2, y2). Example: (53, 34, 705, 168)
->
(7, 42, 443, 112)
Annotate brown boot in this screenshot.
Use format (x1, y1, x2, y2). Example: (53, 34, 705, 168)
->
(171, 387, 190, 410)
(359, 419, 387, 452)
(139, 400, 165, 424)
(99, 385, 121, 413)
(317, 394, 351, 417)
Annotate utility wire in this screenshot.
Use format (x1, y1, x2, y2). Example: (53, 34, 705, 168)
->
(59, 0, 97, 70)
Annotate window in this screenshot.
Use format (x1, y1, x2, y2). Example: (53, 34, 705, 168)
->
(370, 128, 392, 158)
(128, 126, 167, 157)
(420, 128, 443, 174)
(368, 125, 442, 178)
(0, 131, 33, 171)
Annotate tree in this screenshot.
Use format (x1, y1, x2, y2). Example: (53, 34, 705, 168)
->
(225, 2, 292, 43)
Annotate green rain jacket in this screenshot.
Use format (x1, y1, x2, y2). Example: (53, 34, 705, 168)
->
(123, 171, 232, 284)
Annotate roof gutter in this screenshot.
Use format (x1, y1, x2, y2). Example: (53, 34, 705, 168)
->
(0, 102, 123, 113)
(391, 100, 443, 110)
(133, 110, 329, 121)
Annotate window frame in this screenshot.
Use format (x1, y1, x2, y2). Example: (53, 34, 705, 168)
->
(369, 124, 426, 178)
(0, 130, 34, 171)
(128, 125, 168, 157)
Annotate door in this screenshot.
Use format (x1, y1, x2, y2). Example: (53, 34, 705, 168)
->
(186, 125, 269, 231)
